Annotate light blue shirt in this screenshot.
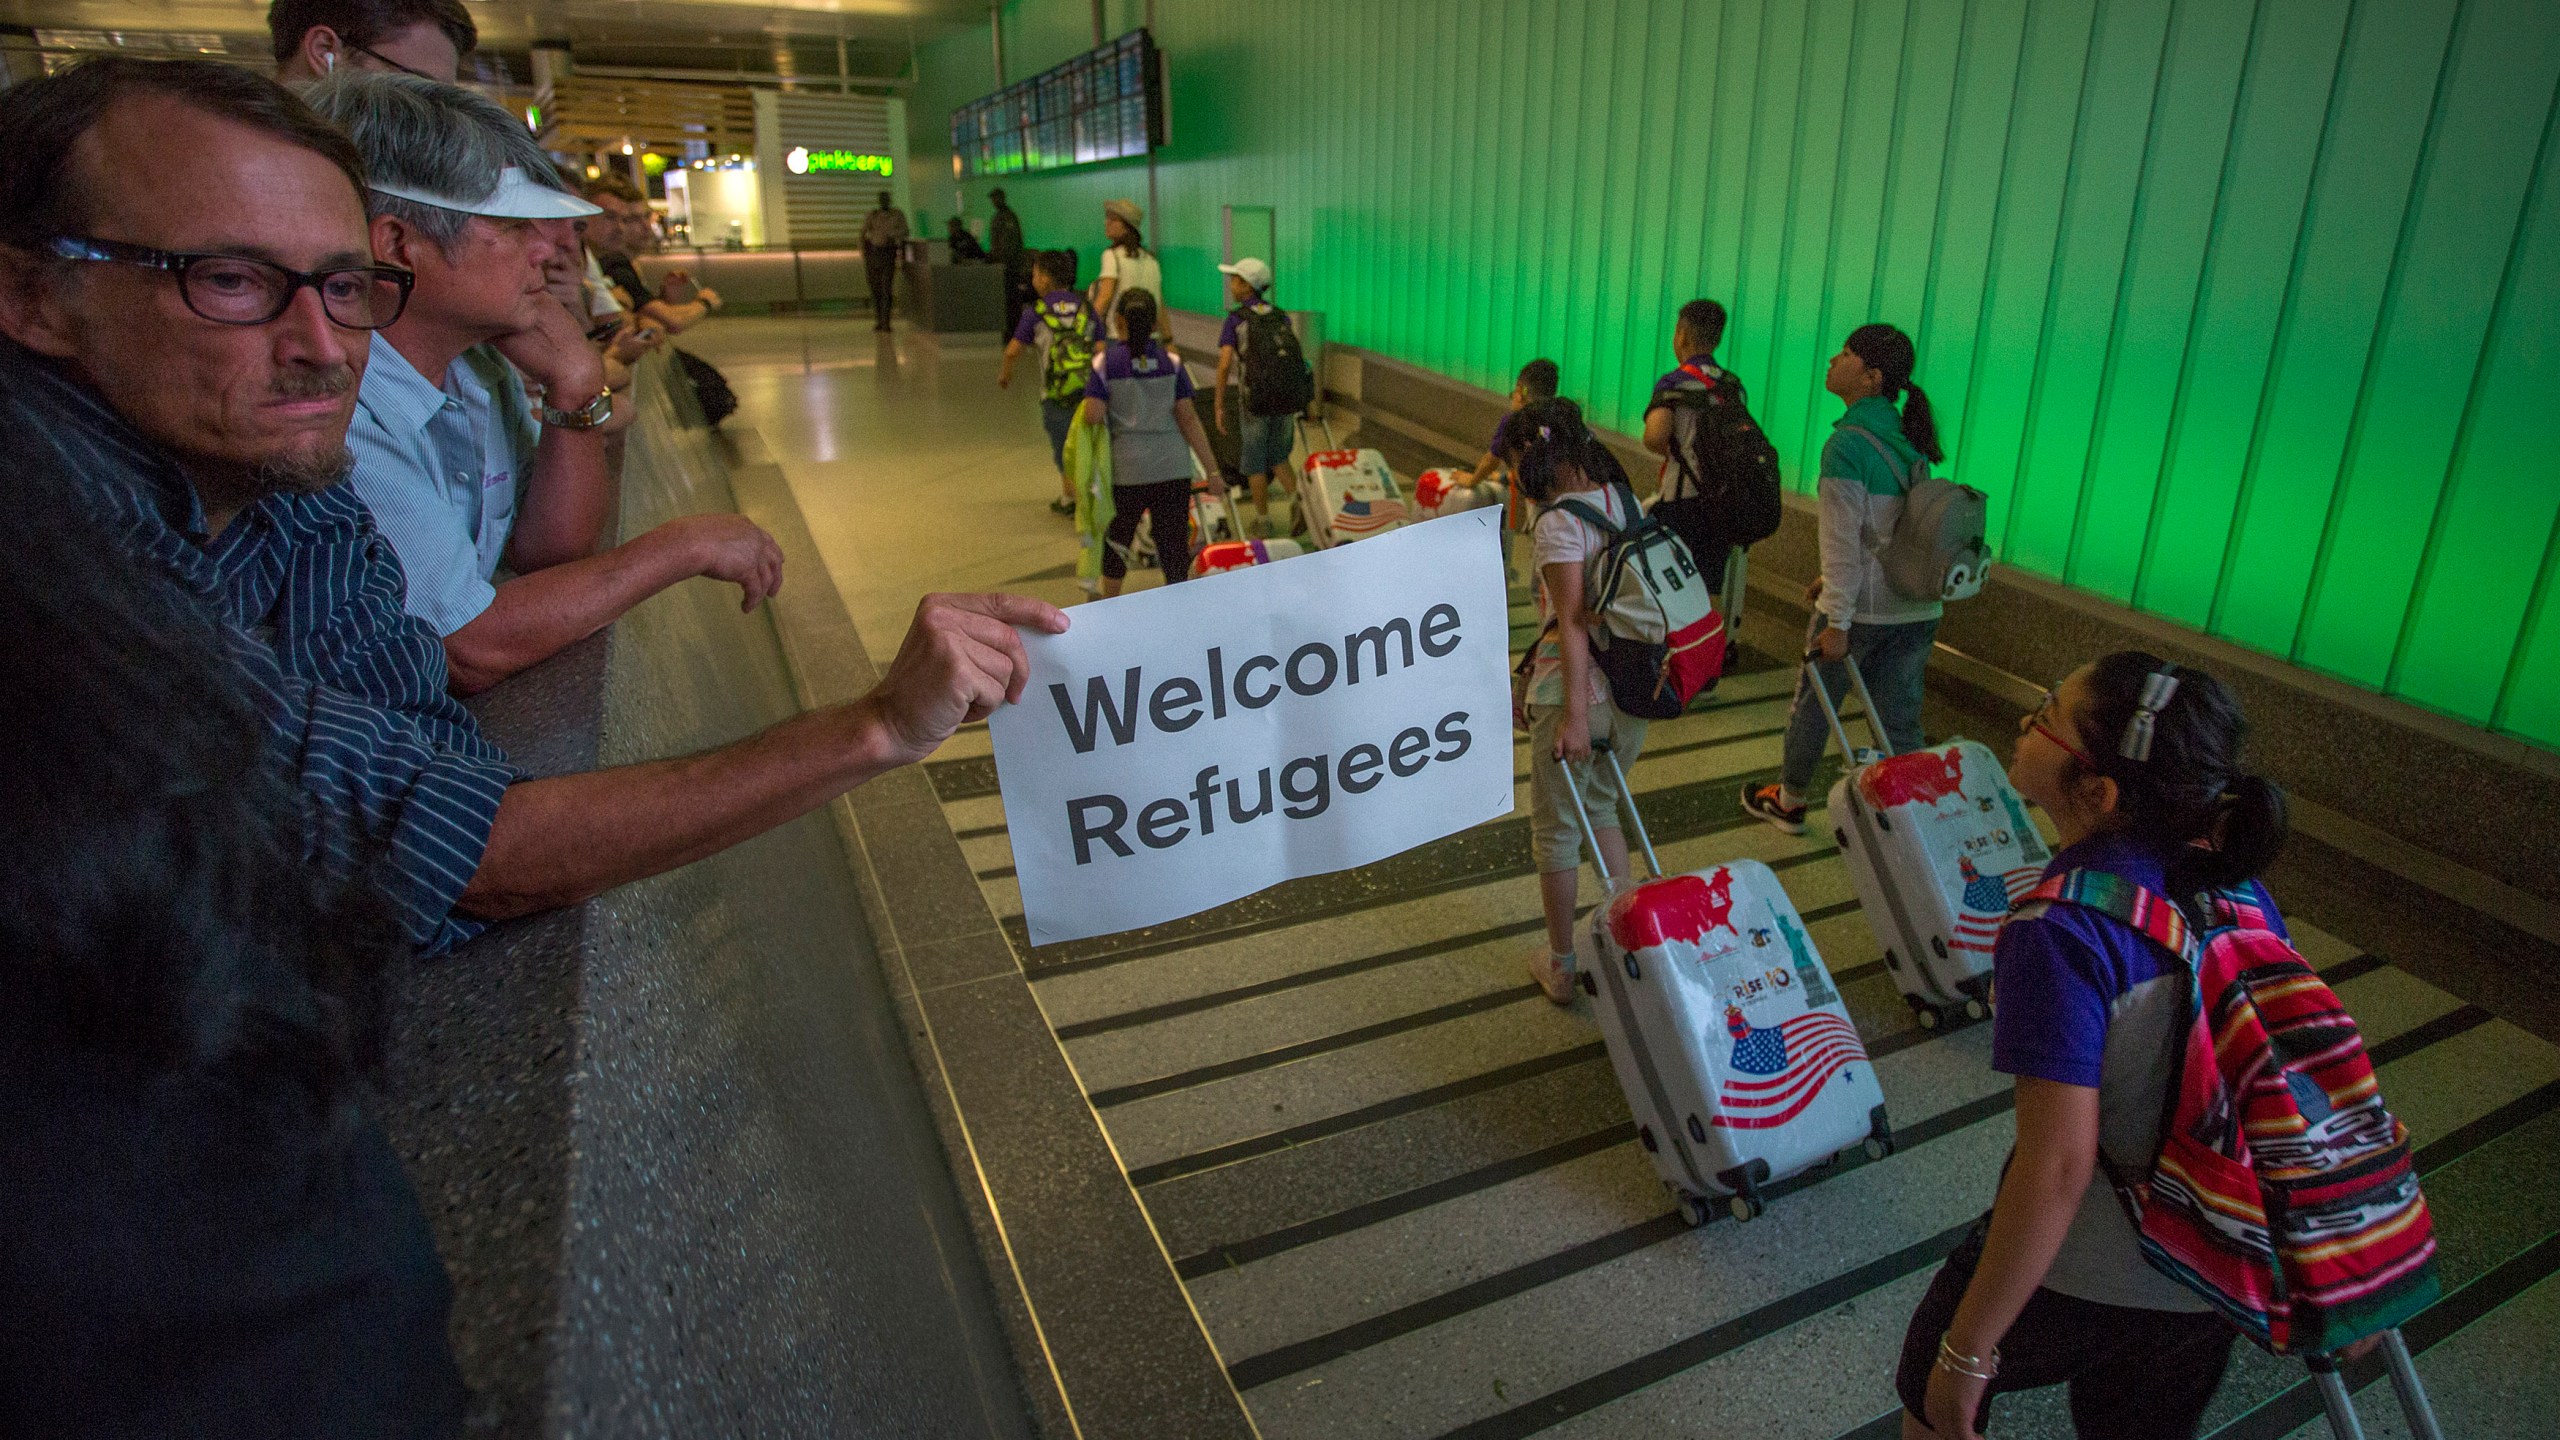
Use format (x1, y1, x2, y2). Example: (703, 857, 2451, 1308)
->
(347, 342, 541, 636)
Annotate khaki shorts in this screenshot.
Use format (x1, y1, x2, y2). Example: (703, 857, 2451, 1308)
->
(1526, 703, 1650, 875)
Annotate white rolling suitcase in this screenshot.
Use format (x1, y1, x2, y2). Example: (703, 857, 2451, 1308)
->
(1560, 749, 1892, 1225)
(1805, 655, 2052, 1030)
(1294, 426, 1411, 548)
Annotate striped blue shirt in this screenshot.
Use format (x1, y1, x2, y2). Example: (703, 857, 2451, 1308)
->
(4, 340, 517, 956)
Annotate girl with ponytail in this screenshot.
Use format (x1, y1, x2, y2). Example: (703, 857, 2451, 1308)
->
(1743, 322, 1952, 835)
(1893, 653, 2289, 1440)
(1508, 398, 1651, 1006)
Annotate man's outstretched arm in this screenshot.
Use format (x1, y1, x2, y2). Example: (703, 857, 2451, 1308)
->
(456, 591, 1067, 920)
(443, 514, 783, 695)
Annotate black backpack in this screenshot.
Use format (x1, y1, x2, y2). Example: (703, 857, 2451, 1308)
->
(1658, 362, 1783, 549)
(1238, 304, 1315, 417)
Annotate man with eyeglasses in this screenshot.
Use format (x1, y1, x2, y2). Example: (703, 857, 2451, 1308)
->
(0, 58, 1067, 959)
(306, 73, 776, 693)
(270, 0, 475, 87)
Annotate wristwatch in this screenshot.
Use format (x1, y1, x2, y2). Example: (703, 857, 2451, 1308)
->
(538, 388, 614, 430)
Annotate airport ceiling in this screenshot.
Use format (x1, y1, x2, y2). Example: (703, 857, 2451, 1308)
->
(3, 0, 987, 81)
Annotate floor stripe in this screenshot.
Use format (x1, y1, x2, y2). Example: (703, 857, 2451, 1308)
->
(1218, 968, 2469, 1396)
(1051, 917, 1551, 1042)
(1084, 984, 1549, 1109)
(1048, 846, 1839, 1042)
(1428, 1223, 1981, 1440)
(1173, 1125, 1637, 1280)
(1124, 1042, 1611, 1189)
(1019, 777, 1834, 978)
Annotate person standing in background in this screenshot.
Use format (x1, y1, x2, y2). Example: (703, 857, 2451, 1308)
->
(1088, 198, 1166, 341)
(998, 249, 1099, 516)
(1081, 288, 1220, 598)
(988, 186, 1029, 339)
(861, 190, 910, 333)
(268, 0, 475, 86)
(1211, 257, 1307, 539)
(1742, 323, 1948, 836)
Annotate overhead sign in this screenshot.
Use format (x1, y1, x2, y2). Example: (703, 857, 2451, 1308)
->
(784, 146, 893, 176)
(989, 512, 1513, 946)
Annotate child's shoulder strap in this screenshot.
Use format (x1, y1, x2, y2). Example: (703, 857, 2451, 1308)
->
(1551, 492, 1626, 538)
(2021, 868, 2199, 966)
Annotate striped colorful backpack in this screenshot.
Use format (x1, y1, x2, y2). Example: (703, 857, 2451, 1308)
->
(2026, 870, 2440, 1356)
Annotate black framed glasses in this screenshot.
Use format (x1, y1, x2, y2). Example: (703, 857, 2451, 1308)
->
(350, 42, 436, 79)
(47, 237, 413, 330)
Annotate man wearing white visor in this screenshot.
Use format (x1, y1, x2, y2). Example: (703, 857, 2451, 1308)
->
(309, 72, 782, 693)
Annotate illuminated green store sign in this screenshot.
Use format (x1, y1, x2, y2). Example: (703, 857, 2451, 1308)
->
(783, 147, 893, 177)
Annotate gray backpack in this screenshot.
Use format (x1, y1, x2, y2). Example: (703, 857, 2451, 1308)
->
(1844, 426, 1993, 602)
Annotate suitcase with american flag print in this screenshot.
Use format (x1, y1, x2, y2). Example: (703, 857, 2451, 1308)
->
(1804, 654, 2050, 1032)
(1558, 751, 1891, 1225)
(1294, 439, 1411, 549)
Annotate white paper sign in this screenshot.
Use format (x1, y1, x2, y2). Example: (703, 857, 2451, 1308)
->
(989, 510, 1515, 946)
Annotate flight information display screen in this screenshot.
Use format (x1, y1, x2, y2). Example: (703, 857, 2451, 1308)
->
(951, 29, 1162, 178)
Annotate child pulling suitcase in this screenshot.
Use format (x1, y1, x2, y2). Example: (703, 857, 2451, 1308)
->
(1805, 652, 2049, 1030)
(1557, 747, 1890, 1225)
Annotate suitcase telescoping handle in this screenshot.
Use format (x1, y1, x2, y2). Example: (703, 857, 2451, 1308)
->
(1553, 740, 1662, 889)
(2309, 1330, 2445, 1440)
(1800, 622, 1896, 766)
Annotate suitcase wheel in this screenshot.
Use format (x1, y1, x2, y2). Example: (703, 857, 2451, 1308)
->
(1962, 997, 1989, 1023)
(1675, 1193, 1715, 1228)
(1578, 970, 1598, 998)
(1914, 1004, 1941, 1032)
(1863, 1135, 1894, 1163)
(1728, 1194, 1765, 1224)
(1833, 828, 1848, 850)
(1637, 1125, 1658, 1154)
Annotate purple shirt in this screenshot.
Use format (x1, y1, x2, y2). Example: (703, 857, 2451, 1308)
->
(1992, 831, 2288, 1089)
(1082, 340, 1196, 402)
(1013, 289, 1096, 347)
(1218, 299, 1279, 352)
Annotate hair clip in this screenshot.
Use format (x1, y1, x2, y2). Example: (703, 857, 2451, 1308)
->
(2119, 668, 2180, 762)
(1536, 424, 1552, 442)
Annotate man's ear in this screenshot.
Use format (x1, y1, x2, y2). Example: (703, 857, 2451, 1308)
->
(0, 247, 82, 359)
(369, 212, 425, 273)
(300, 25, 345, 76)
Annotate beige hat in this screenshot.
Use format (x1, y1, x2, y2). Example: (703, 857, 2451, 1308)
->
(1104, 197, 1143, 229)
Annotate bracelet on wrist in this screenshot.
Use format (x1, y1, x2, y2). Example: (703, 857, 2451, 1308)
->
(1936, 1334, 1999, 1381)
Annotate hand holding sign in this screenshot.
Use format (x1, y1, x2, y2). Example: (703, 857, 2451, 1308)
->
(990, 512, 1513, 945)
(870, 592, 1071, 769)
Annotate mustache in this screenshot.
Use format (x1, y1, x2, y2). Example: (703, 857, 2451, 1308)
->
(272, 364, 358, 401)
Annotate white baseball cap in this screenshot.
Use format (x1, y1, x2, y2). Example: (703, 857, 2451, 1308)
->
(1218, 257, 1273, 292)
(368, 166, 601, 219)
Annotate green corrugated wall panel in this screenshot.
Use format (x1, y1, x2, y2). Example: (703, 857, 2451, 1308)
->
(2297, 0, 2560, 688)
(1969, 0, 2097, 554)
(2396, 79, 2560, 725)
(2009, 0, 2170, 580)
(2216, 0, 2458, 659)
(907, 0, 2560, 748)
(2072, 0, 2255, 606)
(2138, 0, 2345, 630)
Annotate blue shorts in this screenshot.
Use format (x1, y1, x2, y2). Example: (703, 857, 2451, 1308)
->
(1041, 398, 1076, 472)
(1239, 410, 1294, 477)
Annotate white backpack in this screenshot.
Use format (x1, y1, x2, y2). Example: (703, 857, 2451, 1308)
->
(1842, 427, 1993, 602)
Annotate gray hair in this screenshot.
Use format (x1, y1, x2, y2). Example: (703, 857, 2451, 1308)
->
(300, 70, 520, 250)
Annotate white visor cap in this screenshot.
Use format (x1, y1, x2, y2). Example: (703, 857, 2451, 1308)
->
(1218, 257, 1273, 292)
(368, 166, 602, 220)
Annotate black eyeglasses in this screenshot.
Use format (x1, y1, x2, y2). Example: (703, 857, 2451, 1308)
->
(350, 42, 436, 79)
(47, 237, 413, 330)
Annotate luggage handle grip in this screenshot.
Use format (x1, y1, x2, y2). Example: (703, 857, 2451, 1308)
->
(1553, 739, 1661, 890)
(1800, 621, 1895, 766)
